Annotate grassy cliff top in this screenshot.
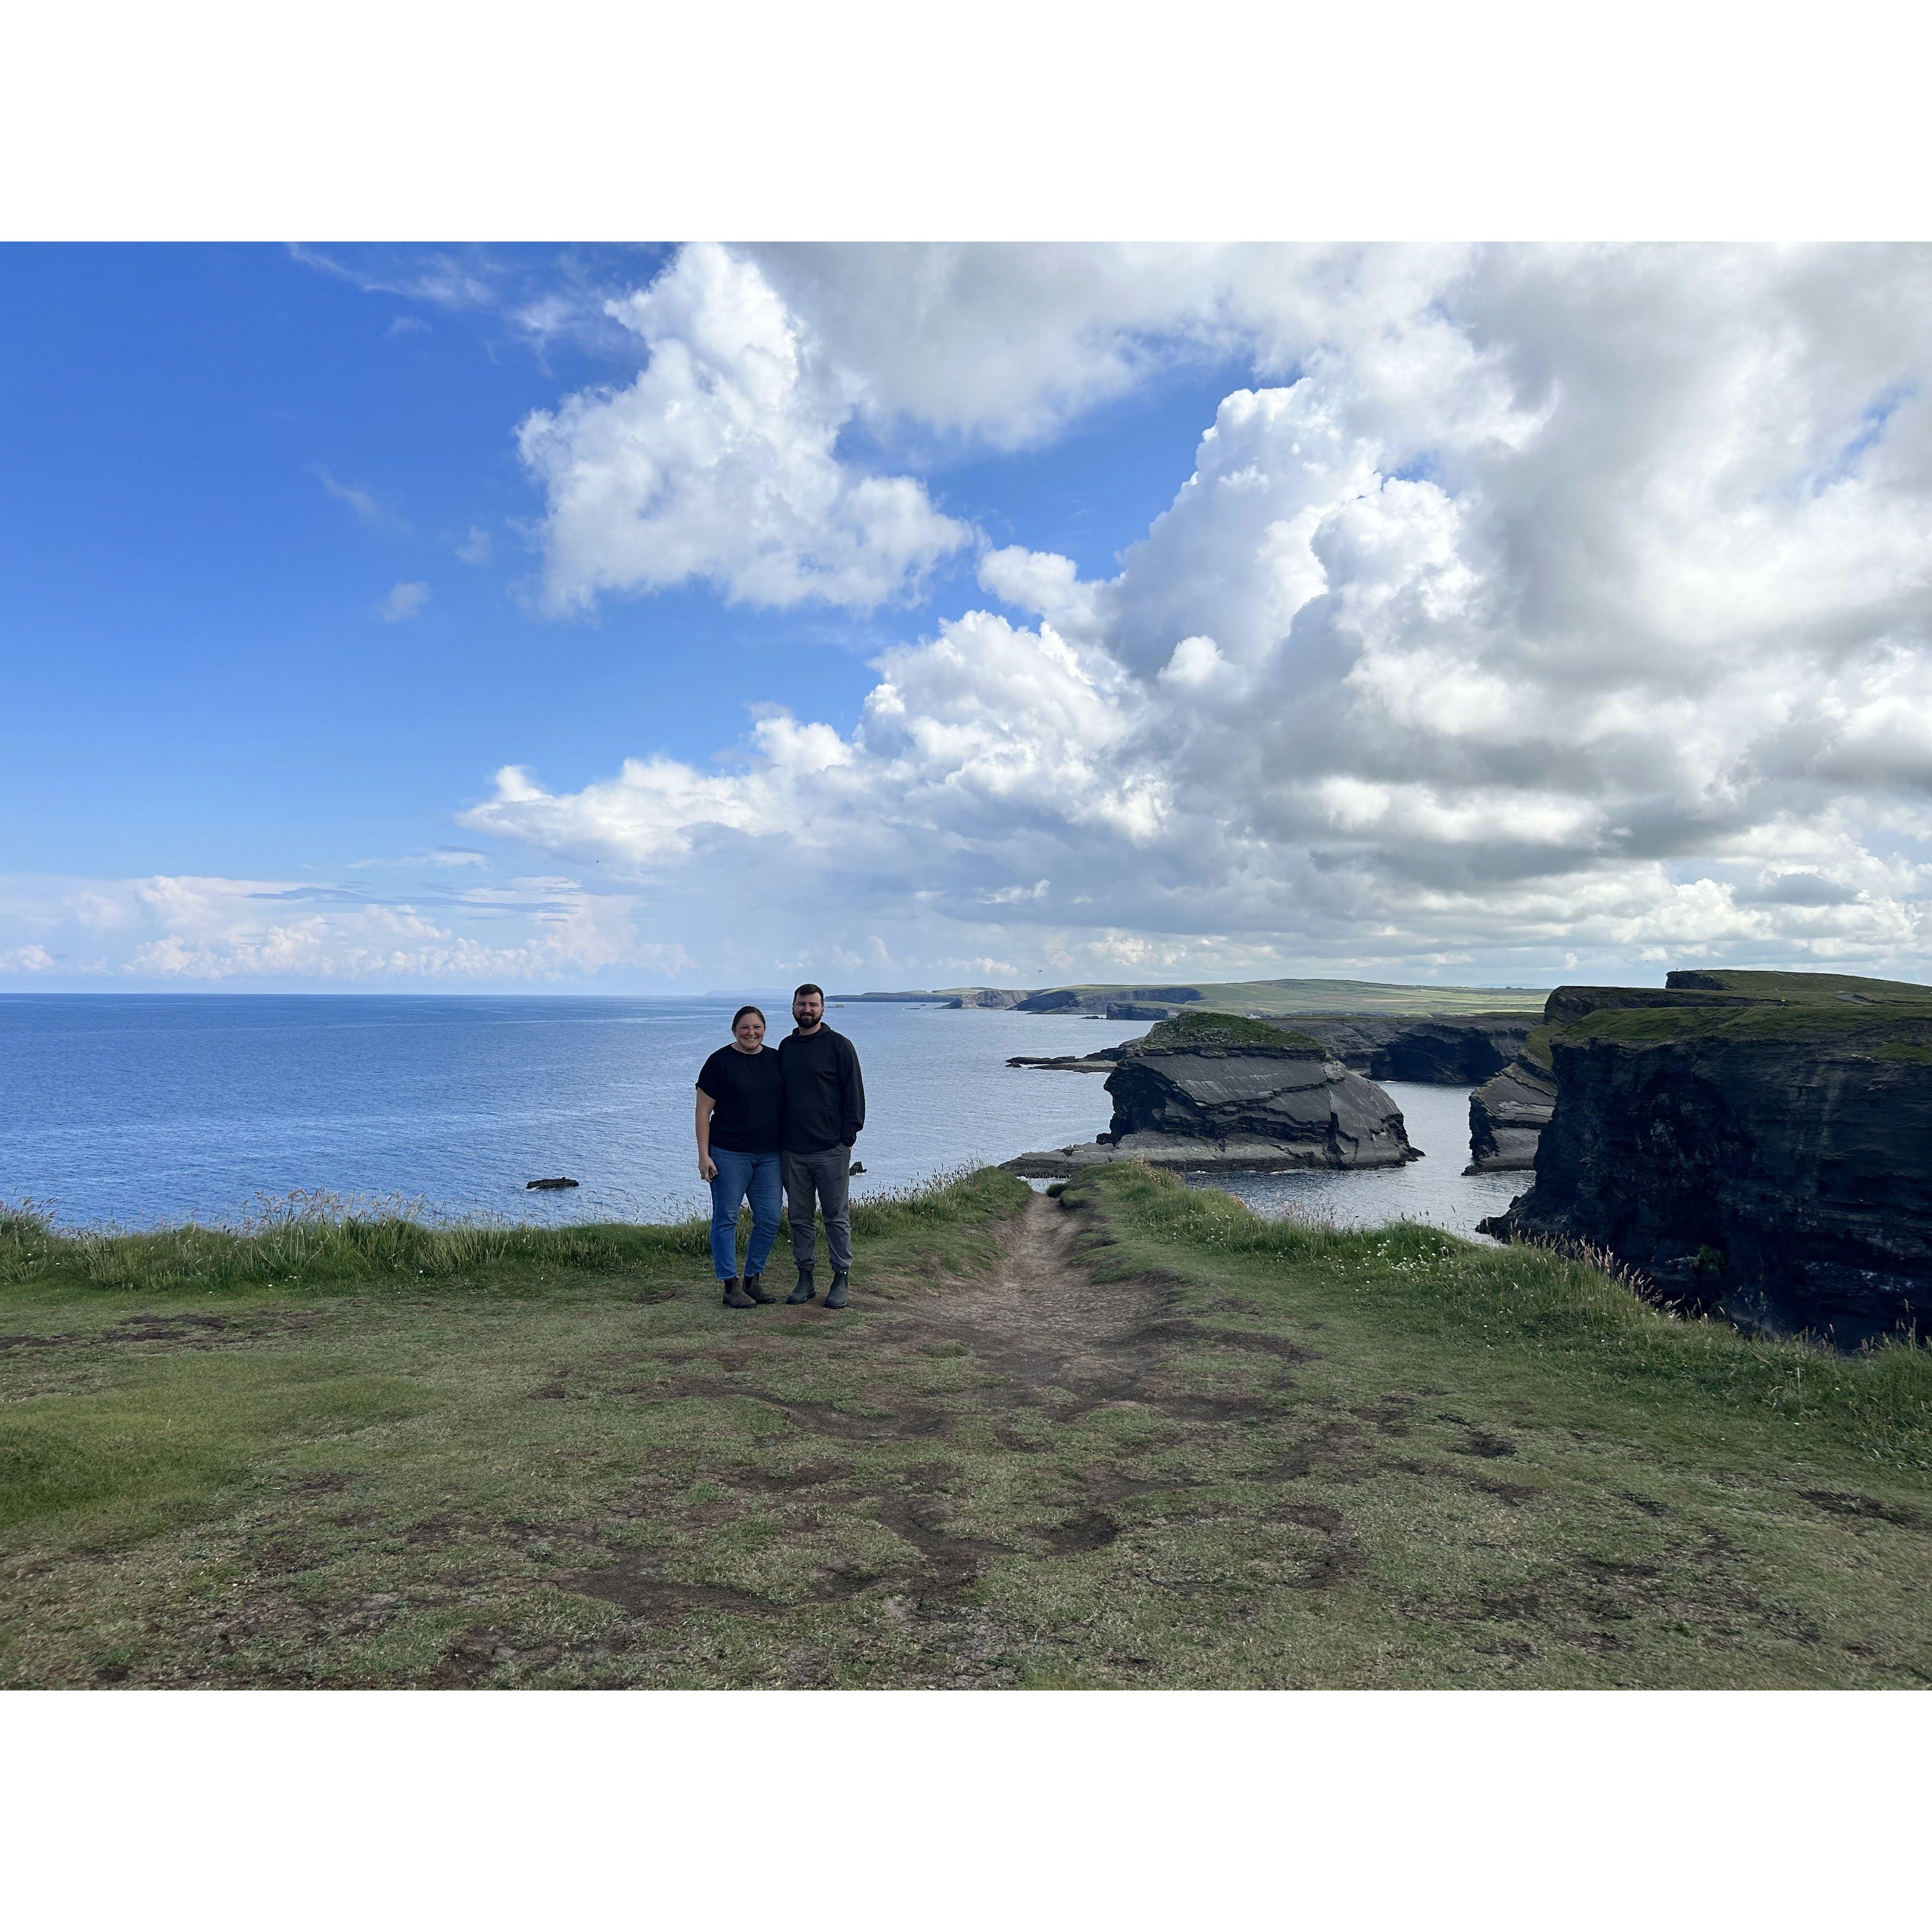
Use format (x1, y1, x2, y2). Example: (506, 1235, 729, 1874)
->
(1545, 967, 1932, 1056)
(1132, 1012, 1323, 1054)
(1558, 998, 1932, 1057)
(1668, 968, 1932, 1001)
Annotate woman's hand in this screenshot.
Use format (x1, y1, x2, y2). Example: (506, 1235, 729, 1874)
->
(698, 1152, 718, 1181)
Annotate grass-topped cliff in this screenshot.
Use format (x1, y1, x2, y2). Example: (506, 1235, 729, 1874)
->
(1127, 1012, 1323, 1054)
(3, 1166, 1929, 1688)
(1547, 966, 1932, 1057)
(1518, 966, 1932, 1071)
(1493, 966, 1932, 1336)
(1668, 967, 1932, 1002)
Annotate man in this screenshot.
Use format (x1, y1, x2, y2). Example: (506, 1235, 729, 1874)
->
(778, 982, 865, 1309)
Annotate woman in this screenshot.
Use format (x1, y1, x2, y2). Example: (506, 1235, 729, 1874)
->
(694, 1004, 786, 1309)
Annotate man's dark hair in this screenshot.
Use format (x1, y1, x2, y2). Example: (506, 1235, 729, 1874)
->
(731, 1005, 766, 1029)
(793, 983, 824, 1002)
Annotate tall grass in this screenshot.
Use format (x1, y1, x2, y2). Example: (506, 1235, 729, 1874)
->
(1070, 1162, 1932, 1469)
(0, 1165, 1029, 1300)
(0, 1191, 636, 1296)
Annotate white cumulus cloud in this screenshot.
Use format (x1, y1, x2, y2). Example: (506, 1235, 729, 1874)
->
(466, 245, 1932, 985)
(517, 243, 971, 614)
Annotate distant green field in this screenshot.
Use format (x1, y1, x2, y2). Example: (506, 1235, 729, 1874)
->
(848, 978, 1553, 1015)
(1162, 978, 1551, 1016)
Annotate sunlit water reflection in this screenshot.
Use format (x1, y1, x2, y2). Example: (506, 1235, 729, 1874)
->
(1184, 1082, 1525, 1241)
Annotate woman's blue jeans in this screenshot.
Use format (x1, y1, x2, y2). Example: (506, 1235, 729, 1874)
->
(708, 1148, 782, 1281)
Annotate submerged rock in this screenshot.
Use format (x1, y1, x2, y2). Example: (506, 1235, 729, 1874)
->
(526, 1176, 579, 1191)
(1482, 970, 1932, 1343)
(1003, 1012, 1416, 1177)
(1005, 1048, 1124, 1071)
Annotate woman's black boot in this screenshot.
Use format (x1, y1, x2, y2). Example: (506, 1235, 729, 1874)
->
(721, 1277, 756, 1309)
(741, 1271, 776, 1304)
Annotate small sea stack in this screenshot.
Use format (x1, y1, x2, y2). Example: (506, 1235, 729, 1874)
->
(1004, 1013, 1417, 1178)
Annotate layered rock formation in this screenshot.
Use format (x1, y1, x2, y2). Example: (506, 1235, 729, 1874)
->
(1003, 1014, 1416, 1177)
(1008, 1013, 1534, 1084)
(1465, 1049, 1559, 1172)
(1461, 983, 1760, 1173)
(1282, 1013, 1532, 1083)
(1482, 970, 1932, 1342)
(1004, 985, 1202, 1017)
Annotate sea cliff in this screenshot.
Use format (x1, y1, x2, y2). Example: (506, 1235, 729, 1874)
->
(1484, 971, 1932, 1341)
(1004, 1013, 1416, 1176)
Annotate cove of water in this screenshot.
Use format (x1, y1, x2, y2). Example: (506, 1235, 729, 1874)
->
(0, 996, 1523, 1240)
(1193, 1081, 1521, 1240)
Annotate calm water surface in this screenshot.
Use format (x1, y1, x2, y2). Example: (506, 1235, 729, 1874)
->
(1196, 1082, 1520, 1239)
(0, 997, 1520, 1238)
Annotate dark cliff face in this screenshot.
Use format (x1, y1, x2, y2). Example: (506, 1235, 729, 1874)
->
(1279, 1014, 1532, 1084)
(1102, 1015, 1416, 1169)
(1466, 1056, 1558, 1172)
(1487, 997, 1932, 1343)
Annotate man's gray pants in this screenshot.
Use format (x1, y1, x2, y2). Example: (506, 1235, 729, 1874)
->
(782, 1146, 852, 1276)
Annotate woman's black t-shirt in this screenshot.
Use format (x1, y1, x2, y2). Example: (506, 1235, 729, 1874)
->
(696, 1045, 785, 1153)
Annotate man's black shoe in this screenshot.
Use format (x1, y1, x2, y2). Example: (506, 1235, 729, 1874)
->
(825, 1272, 850, 1310)
(721, 1277, 756, 1309)
(741, 1271, 775, 1304)
(786, 1270, 817, 1304)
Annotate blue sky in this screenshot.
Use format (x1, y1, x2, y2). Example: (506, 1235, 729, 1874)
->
(4, 243, 1930, 991)
(4, 243, 1240, 884)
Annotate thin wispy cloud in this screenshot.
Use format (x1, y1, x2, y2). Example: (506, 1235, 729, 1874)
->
(379, 580, 429, 621)
(314, 465, 408, 532)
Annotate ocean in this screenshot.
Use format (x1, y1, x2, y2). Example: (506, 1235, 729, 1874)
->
(0, 995, 1522, 1237)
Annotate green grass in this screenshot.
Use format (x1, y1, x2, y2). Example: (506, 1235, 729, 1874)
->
(1072, 1165, 1932, 1472)
(1197, 979, 1550, 1016)
(1561, 998, 1932, 1052)
(919, 978, 1552, 1015)
(3, 1164, 1928, 1689)
(1132, 1012, 1321, 1053)
(1668, 968, 1931, 1000)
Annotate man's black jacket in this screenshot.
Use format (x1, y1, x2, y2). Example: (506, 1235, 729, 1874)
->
(778, 1024, 866, 1153)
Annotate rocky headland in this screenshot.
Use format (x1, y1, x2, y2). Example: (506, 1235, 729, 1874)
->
(1009, 1010, 1533, 1082)
(1482, 969, 1932, 1342)
(1003, 1013, 1417, 1177)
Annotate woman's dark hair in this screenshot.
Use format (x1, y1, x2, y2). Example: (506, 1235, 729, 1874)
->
(731, 1005, 766, 1031)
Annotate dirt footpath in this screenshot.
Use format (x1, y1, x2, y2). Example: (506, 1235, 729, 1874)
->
(16, 1180, 1919, 1688)
(552, 1192, 1378, 1685)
